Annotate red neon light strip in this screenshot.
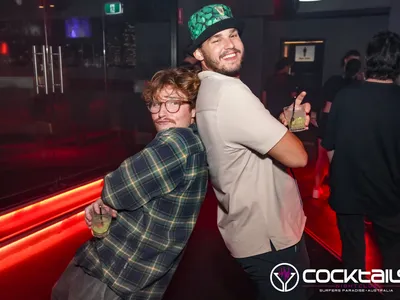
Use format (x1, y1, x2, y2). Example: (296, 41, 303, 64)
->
(0, 211, 90, 273)
(0, 179, 103, 243)
(0, 42, 8, 55)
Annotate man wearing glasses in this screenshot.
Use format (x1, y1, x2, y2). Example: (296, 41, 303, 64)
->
(52, 68, 208, 300)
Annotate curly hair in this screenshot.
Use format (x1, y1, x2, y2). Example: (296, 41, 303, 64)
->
(142, 68, 201, 109)
(365, 31, 400, 81)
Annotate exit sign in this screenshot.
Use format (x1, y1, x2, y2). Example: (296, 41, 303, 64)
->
(105, 2, 123, 15)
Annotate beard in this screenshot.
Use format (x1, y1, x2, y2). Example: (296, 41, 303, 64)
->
(202, 48, 244, 77)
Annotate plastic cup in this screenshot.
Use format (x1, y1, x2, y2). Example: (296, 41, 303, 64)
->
(283, 105, 306, 132)
(91, 208, 112, 238)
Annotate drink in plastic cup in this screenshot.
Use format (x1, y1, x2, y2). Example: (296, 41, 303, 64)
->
(91, 208, 112, 238)
(283, 105, 306, 132)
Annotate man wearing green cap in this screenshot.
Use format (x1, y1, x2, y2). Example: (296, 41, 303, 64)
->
(189, 4, 310, 299)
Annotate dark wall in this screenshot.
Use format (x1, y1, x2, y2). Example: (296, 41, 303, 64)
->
(135, 22, 171, 78)
(240, 17, 264, 97)
(389, 0, 400, 35)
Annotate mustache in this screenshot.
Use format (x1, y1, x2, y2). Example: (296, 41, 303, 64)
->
(220, 48, 241, 59)
(155, 118, 176, 124)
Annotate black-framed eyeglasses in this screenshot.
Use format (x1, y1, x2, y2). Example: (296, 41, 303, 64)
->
(147, 100, 192, 114)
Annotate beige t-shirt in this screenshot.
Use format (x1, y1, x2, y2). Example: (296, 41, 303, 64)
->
(196, 71, 306, 258)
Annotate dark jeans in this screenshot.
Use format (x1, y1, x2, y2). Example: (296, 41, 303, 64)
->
(236, 235, 310, 300)
(336, 213, 400, 300)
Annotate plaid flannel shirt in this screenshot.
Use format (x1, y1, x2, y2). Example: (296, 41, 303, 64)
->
(75, 124, 208, 300)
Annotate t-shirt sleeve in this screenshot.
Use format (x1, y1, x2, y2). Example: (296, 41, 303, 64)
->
(217, 82, 288, 155)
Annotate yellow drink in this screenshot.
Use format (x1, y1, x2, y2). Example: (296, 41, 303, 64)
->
(91, 214, 112, 238)
(283, 106, 306, 132)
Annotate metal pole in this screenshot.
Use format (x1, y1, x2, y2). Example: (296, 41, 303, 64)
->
(32, 46, 40, 94)
(170, 0, 178, 67)
(102, 9, 108, 92)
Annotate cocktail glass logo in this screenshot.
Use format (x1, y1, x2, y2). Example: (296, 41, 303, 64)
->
(270, 263, 300, 292)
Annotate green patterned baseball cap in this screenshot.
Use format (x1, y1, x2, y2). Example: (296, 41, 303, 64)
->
(187, 4, 244, 54)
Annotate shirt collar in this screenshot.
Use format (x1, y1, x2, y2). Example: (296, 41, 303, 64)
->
(189, 123, 198, 133)
(198, 70, 240, 82)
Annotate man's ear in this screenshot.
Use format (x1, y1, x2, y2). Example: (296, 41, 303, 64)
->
(193, 48, 204, 61)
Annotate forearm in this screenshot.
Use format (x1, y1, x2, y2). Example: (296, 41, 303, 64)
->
(268, 130, 308, 168)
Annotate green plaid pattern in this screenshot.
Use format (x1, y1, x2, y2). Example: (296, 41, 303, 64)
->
(75, 124, 208, 300)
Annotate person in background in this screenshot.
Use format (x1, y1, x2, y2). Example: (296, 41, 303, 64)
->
(179, 54, 201, 72)
(322, 31, 400, 299)
(52, 68, 208, 300)
(189, 4, 311, 299)
(312, 50, 361, 199)
(262, 57, 299, 119)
